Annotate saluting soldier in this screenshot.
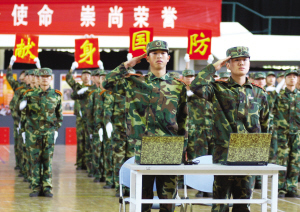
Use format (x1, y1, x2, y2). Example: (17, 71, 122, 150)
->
(273, 69, 300, 198)
(103, 40, 188, 212)
(67, 62, 92, 171)
(190, 46, 269, 212)
(20, 68, 63, 197)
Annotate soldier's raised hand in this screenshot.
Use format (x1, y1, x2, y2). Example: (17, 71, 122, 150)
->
(184, 53, 190, 63)
(98, 60, 104, 69)
(124, 53, 146, 69)
(213, 56, 231, 71)
(9, 55, 16, 68)
(70, 61, 78, 72)
(34, 57, 41, 69)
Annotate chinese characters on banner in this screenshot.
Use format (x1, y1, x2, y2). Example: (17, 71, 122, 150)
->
(1, 1, 221, 36)
(75, 38, 99, 69)
(13, 34, 39, 64)
(187, 30, 212, 60)
(129, 28, 153, 57)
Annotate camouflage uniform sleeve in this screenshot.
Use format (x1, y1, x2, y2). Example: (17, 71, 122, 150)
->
(260, 92, 270, 133)
(177, 86, 189, 160)
(55, 95, 63, 130)
(87, 92, 96, 133)
(66, 70, 82, 91)
(103, 63, 129, 96)
(190, 64, 215, 102)
(103, 93, 114, 126)
(6, 67, 19, 90)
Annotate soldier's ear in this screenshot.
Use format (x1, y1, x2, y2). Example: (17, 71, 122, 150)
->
(167, 55, 170, 62)
(226, 62, 230, 70)
(146, 55, 150, 63)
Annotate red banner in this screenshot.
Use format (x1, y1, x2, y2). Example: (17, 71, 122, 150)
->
(0, 1, 221, 37)
(13, 34, 39, 64)
(187, 29, 211, 60)
(129, 28, 153, 57)
(75, 38, 99, 69)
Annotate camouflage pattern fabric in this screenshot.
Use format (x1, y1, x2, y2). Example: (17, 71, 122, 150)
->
(93, 89, 112, 179)
(6, 68, 27, 169)
(273, 88, 300, 194)
(146, 40, 169, 55)
(103, 63, 188, 211)
(187, 94, 213, 160)
(142, 175, 177, 212)
(190, 64, 269, 211)
(20, 87, 63, 192)
(104, 93, 127, 190)
(66, 70, 91, 170)
(212, 175, 255, 212)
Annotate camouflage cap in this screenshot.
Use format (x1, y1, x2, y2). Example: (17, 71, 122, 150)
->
(284, 69, 299, 77)
(169, 71, 180, 79)
(213, 72, 219, 77)
(219, 72, 231, 78)
(146, 40, 169, 55)
(82, 70, 91, 75)
(99, 69, 107, 76)
(226, 46, 250, 58)
(26, 69, 35, 75)
(33, 69, 40, 76)
(249, 72, 255, 78)
(20, 70, 26, 75)
(91, 70, 97, 76)
(182, 69, 195, 77)
(266, 71, 276, 77)
(39, 68, 52, 76)
(277, 72, 285, 78)
(254, 72, 266, 79)
(128, 67, 136, 74)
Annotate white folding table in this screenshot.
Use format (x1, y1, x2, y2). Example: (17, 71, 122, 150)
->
(124, 163, 286, 212)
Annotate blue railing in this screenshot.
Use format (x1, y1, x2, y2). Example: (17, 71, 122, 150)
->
(223, 2, 300, 34)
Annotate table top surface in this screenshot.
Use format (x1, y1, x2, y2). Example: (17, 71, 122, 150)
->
(124, 163, 286, 171)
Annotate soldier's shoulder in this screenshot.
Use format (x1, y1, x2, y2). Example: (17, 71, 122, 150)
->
(174, 78, 187, 86)
(99, 89, 110, 96)
(55, 89, 62, 96)
(128, 73, 143, 77)
(215, 79, 228, 83)
(251, 83, 266, 92)
(88, 90, 96, 96)
(23, 89, 34, 96)
(15, 85, 25, 92)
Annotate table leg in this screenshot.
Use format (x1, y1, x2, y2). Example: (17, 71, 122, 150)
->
(135, 172, 143, 212)
(261, 175, 268, 212)
(271, 173, 278, 212)
(130, 170, 136, 212)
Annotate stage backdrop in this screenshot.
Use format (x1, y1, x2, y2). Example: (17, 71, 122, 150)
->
(0, 0, 221, 36)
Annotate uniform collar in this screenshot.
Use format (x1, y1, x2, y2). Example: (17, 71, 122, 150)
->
(147, 71, 170, 81)
(227, 76, 253, 89)
(285, 87, 298, 94)
(41, 86, 52, 92)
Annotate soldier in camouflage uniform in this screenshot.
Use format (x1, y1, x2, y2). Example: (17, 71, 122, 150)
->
(182, 68, 214, 197)
(273, 69, 300, 198)
(219, 72, 230, 81)
(6, 65, 27, 171)
(190, 46, 269, 212)
(67, 63, 92, 171)
(253, 72, 266, 88)
(103, 40, 188, 212)
(20, 68, 63, 197)
(266, 71, 276, 88)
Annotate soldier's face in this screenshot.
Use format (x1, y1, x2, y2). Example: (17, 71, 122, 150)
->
(146, 50, 170, 70)
(277, 76, 284, 83)
(40, 75, 52, 86)
(254, 78, 266, 87)
(266, 75, 276, 86)
(81, 73, 91, 84)
(24, 75, 29, 84)
(34, 76, 39, 86)
(29, 75, 35, 85)
(226, 57, 250, 77)
(19, 73, 25, 82)
(297, 76, 300, 86)
(91, 76, 95, 83)
(182, 76, 195, 85)
(285, 74, 298, 86)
